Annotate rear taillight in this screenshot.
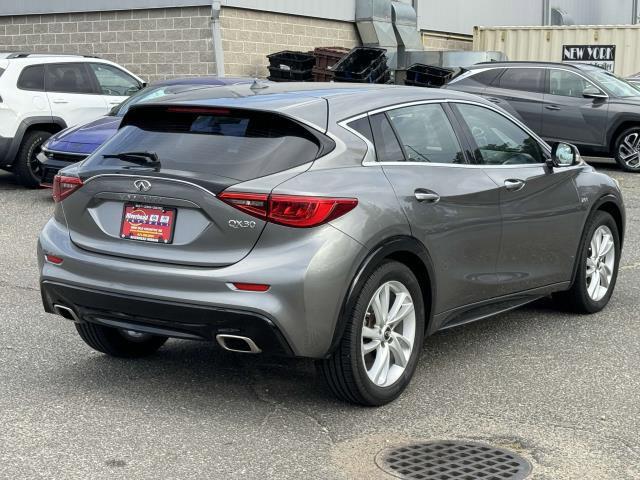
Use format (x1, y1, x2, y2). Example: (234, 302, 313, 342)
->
(219, 191, 358, 228)
(52, 175, 83, 203)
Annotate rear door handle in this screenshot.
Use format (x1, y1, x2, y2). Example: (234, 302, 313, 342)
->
(504, 179, 526, 192)
(414, 189, 440, 203)
(486, 97, 501, 104)
(545, 105, 561, 111)
(52, 99, 69, 104)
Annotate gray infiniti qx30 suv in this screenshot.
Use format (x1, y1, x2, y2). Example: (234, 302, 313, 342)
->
(38, 83, 625, 406)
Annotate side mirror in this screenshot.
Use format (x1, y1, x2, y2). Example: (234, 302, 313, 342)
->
(583, 86, 607, 100)
(547, 142, 580, 168)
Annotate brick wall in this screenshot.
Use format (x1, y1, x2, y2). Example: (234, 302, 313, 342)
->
(422, 31, 472, 51)
(220, 8, 359, 77)
(0, 6, 360, 83)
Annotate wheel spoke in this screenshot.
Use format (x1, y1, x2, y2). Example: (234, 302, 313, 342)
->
(362, 339, 381, 355)
(388, 301, 414, 329)
(388, 335, 409, 368)
(586, 257, 597, 276)
(362, 326, 380, 340)
(386, 292, 407, 325)
(370, 344, 390, 385)
(598, 234, 613, 258)
(588, 270, 601, 298)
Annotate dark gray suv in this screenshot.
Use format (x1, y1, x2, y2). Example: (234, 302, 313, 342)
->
(445, 61, 640, 172)
(39, 83, 625, 406)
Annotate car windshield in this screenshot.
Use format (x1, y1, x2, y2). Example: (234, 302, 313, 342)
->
(112, 84, 214, 117)
(587, 68, 640, 97)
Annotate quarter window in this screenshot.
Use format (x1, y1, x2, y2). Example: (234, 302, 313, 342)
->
(347, 116, 374, 144)
(456, 104, 545, 165)
(455, 68, 504, 88)
(548, 70, 597, 98)
(387, 104, 465, 164)
(17, 64, 45, 91)
(45, 63, 95, 94)
(90, 63, 141, 96)
(369, 113, 405, 163)
(498, 68, 545, 93)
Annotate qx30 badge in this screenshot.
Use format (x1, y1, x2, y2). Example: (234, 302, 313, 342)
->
(133, 179, 152, 192)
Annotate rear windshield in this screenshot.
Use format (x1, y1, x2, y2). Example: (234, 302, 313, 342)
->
(85, 106, 323, 181)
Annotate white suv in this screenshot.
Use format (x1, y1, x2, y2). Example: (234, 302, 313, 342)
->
(0, 53, 145, 187)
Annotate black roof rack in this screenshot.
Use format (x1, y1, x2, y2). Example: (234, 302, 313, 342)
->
(2, 52, 100, 59)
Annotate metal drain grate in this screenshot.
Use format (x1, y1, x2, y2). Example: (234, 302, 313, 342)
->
(376, 441, 532, 480)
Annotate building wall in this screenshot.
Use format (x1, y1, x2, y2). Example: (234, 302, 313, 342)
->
(0, 6, 360, 82)
(220, 8, 359, 77)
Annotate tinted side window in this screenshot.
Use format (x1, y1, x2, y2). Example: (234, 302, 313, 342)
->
(90, 63, 140, 96)
(548, 69, 594, 98)
(456, 104, 544, 165)
(45, 63, 95, 94)
(370, 113, 405, 162)
(498, 68, 545, 93)
(0, 67, 5, 78)
(456, 68, 504, 88)
(17, 65, 45, 91)
(387, 104, 465, 164)
(347, 116, 374, 144)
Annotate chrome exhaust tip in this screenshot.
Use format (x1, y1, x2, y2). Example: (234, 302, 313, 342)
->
(53, 304, 81, 322)
(216, 334, 262, 354)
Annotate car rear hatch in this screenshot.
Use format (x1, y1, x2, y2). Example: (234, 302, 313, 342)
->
(62, 104, 332, 267)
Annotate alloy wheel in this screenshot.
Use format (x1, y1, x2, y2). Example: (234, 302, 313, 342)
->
(618, 132, 640, 169)
(586, 225, 616, 302)
(361, 281, 416, 387)
(28, 142, 44, 180)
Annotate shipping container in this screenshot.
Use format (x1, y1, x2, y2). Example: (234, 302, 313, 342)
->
(474, 25, 640, 77)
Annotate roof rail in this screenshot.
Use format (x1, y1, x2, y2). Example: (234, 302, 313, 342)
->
(474, 60, 580, 68)
(2, 52, 100, 59)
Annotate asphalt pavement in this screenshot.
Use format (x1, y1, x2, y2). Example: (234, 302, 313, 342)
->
(0, 160, 639, 479)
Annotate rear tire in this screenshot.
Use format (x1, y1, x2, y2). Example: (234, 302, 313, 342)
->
(318, 261, 425, 406)
(14, 130, 51, 188)
(614, 127, 640, 172)
(554, 211, 620, 313)
(75, 323, 168, 358)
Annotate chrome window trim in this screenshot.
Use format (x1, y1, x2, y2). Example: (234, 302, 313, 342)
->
(82, 174, 218, 197)
(339, 98, 551, 169)
(459, 65, 608, 98)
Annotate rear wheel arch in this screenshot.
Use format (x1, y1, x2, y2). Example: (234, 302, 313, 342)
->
(8, 116, 67, 166)
(326, 236, 436, 357)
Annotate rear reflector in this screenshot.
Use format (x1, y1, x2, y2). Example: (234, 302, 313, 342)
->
(232, 282, 270, 292)
(44, 254, 64, 265)
(219, 191, 357, 228)
(52, 175, 83, 203)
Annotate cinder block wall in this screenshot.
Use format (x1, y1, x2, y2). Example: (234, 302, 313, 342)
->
(0, 6, 360, 83)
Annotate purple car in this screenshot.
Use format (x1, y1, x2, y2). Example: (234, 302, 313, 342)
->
(39, 76, 251, 186)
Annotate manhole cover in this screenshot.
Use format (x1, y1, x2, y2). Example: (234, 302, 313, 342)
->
(376, 441, 532, 480)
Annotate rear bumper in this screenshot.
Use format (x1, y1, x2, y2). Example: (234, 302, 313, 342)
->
(38, 216, 366, 358)
(41, 280, 294, 356)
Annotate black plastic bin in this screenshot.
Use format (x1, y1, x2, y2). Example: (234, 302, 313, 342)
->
(332, 47, 387, 82)
(267, 51, 315, 71)
(267, 66, 313, 82)
(405, 64, 455, 88)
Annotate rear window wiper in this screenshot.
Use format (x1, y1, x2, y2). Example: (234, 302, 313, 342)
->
(103, 151, 161, 169)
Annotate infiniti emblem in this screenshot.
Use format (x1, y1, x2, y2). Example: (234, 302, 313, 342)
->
(133, 179, 152, 192)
